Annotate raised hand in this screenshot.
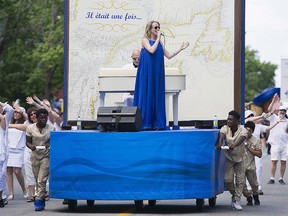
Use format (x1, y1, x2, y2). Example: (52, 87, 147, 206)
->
(42, 99, 51, 107)
(26, 96, 35, 105)
(180, 42, 190, 50)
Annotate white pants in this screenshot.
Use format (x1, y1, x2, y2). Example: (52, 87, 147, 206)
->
(0, 153, 8, 198)
(255, 156, 262, 190)
(23, 147, 35, 186)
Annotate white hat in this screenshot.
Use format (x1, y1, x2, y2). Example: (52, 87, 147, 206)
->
(16, 107, 26, 114)
(20, 107, 26, 113)
(279, 105, 287, 111)
(245, 110, 255, 119)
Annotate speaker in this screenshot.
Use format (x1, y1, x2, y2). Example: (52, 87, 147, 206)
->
(97, 106, 142, 132)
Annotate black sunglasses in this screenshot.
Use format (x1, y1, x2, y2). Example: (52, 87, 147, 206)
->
(132, 57, 139, 61)
(153, 26, 160, 30)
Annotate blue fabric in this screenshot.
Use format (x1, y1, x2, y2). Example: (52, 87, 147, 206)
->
(49, 129, 225, 201)
(253, 87, 280, 106)
(133, 40, 166, 130)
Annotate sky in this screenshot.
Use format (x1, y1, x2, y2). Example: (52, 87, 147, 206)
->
(245, 0, 288, 87)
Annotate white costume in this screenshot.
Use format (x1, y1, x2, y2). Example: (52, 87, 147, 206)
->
(0, 126, 7, 195)
(244, 111, 267, 192)
(267, 114, 288, 161)
(252, 124, 267, 191)
(0, 104, 14, 198)
(7, 126, 27, 168)
(24, 147, 35, 186)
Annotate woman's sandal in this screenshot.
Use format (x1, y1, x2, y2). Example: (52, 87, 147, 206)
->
(7, 195, 14, 200)
(45, 194, 50, 201)
(26, 197, 35, 203)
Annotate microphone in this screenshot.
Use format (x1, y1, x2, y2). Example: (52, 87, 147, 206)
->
(161, 33, 165, 36)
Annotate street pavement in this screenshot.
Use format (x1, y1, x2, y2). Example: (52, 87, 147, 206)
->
(1, 151, 288, 216)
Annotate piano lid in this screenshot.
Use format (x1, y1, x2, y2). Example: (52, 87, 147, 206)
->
(99, 67, 180, 77)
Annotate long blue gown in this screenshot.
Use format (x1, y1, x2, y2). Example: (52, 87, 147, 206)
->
(133, 40, 166, 130)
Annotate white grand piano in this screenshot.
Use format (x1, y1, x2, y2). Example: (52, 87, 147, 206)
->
(98, 68, 186, 127)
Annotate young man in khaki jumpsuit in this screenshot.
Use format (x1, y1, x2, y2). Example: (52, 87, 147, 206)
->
(216, 110, 248, 211)
(242, 121, 262, 206)
(26, 109, 54, 211)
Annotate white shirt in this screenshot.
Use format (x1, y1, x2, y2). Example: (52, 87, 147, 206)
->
(0, 104, 14, 155)
(253, 124, 267, 139)
(267, 114, 288, 146)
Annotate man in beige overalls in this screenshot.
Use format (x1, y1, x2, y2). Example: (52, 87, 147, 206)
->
(216, 110, 248, 211)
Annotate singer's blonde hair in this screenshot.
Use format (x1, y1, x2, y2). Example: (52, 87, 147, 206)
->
(143, 21, 160, 39)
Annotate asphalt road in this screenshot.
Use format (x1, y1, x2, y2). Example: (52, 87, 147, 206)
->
(1, 152, 288, 216)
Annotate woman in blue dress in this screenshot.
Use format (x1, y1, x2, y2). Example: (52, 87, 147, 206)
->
(133, 21, 189, 130)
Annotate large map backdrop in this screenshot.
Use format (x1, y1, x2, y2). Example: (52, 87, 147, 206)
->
(66, 0, 237, 122)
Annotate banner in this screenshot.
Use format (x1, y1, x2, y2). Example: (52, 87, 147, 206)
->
(66, 0, 236, 121)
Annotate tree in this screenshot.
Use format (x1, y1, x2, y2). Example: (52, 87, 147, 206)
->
(0, 0, 64, 104)
(245, 46, 277, 102)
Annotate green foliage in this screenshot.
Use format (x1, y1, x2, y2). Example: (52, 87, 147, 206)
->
(245, 46, 277, 102)
(0, 0, 64, 104)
